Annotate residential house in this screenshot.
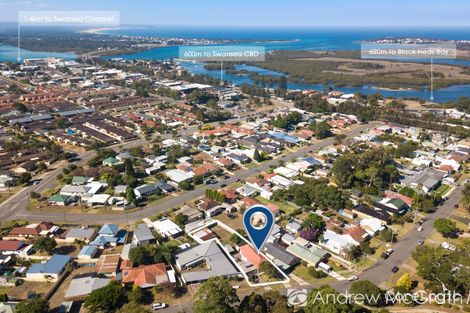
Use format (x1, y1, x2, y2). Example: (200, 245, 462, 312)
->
(71, 176, 93, 186)
(152, 218, 182, 239)
(353, 205, 391, 224)
(239, 244, 264, 269)
(0, 240, 32, 256)
(225, 153, 251, 165)
(263, 243, 300, 271)
(90, 224, 127, 249)
(320, 229, 358, 257)
(286, 219, 303, 234)
(401, 168, 446, 193)
(7, 222, 58, 239)
(132, 224, 155, 246)
(26, 254, 71, 281)
(155, 181, 176, 194)
(197, 197, 223, 218)
(64, 276, 111, 301)
(165, 169, 194, 184)
(122, 263, 172, 288)
(47, 194, 73, 206)
(286, 243, 329, 267)
(77, 245, 98, 260)
(62, 227, 96, 243)
(102, 157, 120, 167)
(175, 205, 203, 223)
(134, 184, 157, 199)
(175, 241, 241, 284)
(95, 254, 120, 277)
(342, 226, 369, 245)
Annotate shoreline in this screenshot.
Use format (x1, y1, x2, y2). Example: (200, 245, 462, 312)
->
(79, 27, 125, 34)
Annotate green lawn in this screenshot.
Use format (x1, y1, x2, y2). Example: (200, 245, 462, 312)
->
(254, 196, 299, 215)
(436, 184, 451, 196)
(292, 264, 335, 285)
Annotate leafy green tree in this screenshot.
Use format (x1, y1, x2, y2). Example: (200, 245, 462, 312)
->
(302, 213, 326, 230)
(84, 281, 126, 313)
(18, 172, 32, 185)
(434, 218, 458, 237)
(229, 233, 242, 244)
(127, 284, 145, 304)
(253, 149, 262, 162)
(308, 267, 327, 278)
(33, 237, 57, 255)
(178, 181, 192, 191)
(263, 290, 293, 313)
(149, 243, 179, 264)
(124, 159, 135, 177)
(193, 277, 238, 313)
(175, 213, 187, 228)
(239, 292, 267, 313)
(315, 121, 332, 139)
(126, 187, 136, 204)
(349, 280, 385, 307)
(259, 260, 278, 278)
(15, 298, 49, 313)
(129, 246, 151, 266)
(412, 242, 469, 294)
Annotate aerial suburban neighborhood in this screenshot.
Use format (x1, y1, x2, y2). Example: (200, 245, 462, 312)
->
(0, 2, 469, 313)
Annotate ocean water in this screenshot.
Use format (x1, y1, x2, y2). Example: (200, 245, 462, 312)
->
(0, 44, 76, 62)
(98, 26, 470, 102)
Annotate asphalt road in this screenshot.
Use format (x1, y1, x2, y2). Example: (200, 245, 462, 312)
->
(0, 122, 379, 224)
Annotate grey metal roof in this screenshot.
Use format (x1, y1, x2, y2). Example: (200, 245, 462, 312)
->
(64, 227, 96, 240)
(264, 243, 300, 266)
(176, 241, 240, 283)
(134, 224, 155, 243)
(65, 277, 110, 299)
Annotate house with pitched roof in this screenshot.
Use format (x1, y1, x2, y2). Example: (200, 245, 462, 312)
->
(263, 243, 300, 271)
(132, 224, 155, 246)
(89, 224, 127, 249)
(0, 240, 32, 257)
(7, 222, 58, 239)
(95, 254, 120, 277)
(239, 244, 264, 269)
(64, 276, 111, 301)
(286, 243, 329, 267)
(26, 254, 71, 281)
(175, 241, 241, 284)
(122, 263, 172, 288)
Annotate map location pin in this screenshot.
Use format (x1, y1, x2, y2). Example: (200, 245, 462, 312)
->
(243, 205, 275, 252)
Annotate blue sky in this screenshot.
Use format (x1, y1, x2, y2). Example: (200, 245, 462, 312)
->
(1, 0, 470, 27)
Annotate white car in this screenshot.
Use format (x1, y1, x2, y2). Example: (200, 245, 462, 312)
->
(348, 275, 358, 281)
(441, 242, 455, 250)
(417, 226, 423, 232)
(152, 303, 167, 310)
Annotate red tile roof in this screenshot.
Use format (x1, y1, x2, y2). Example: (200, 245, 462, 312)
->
(240, 244, 264, 268)
(0, 240, 26, 251)
(122, 263, 169, 287)
(343, 226, 368, 243)
(384, 191, 414, 207)
(9, 222, 53, 236)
